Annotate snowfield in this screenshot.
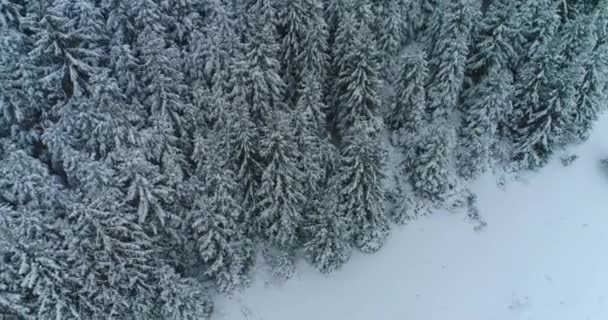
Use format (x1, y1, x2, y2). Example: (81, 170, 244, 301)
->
(214, 115, 608, 320)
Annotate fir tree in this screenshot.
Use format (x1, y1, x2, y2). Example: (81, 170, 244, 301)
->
(0, 147, 80, 319)
(404, 123, 454, 202)
(255, 112, 306, 249)
(509, 0, 566, 169)
(303, 171, 351, 273)
(335, 20, 382, 135)
(458, 66, 513, 178)
(297, 0, 329, 78)
(278, 0, 307, 103)
(337, 119, 389, 253)
(408, 0, 438, 37)
(388, 47, 428, 131)
(426, 0, 475, 120)
(572, 4, 608, 141)
(241, 0, 287, 124)
(467, 0, 522, 79)
(191, 110, 254, 291)
(0, 0, 38, 149)
(374, 0, 403, 77)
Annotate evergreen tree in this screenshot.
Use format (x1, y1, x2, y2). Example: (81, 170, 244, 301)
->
(509, 0, 568, 169)
(457, 0, 522, 178)
(335, 20, 382, 135)
(190, 106, 254, 291)
(387, 47, 428, 131)
(374, 0, 403, 77)
(337, 120, 389, 253)
(426, 0, 475, 120)
(226, 87, 261, 224)
(136, 26, 191, 182)
(572, 4, 608, 141)
(407, 0, 438, 37)
(0, 147, 77, 319)
(156, 267, 213, 320)
(191, 161, 253, 292)
(297, 0, 329, 78)
(241, 0, 286, 124)
(279, 0, 328, 104)
(458, 66, 513, 178)
(467, 0, 522, 79)
(303, 171, 351, 273)
(404, 124, 454, 202)
(255, 112, 306, 249)
(0, 0, 38, 149)
(191, 0, 239, 92)
(571, 5, 608, 141)
(278, 0, 307, 103)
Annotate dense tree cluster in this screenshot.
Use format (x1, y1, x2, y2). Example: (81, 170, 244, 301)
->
(1, 0, 606, 318)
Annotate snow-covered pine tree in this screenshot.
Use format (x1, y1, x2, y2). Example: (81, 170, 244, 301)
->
(155, 266, 213, 320)
(0, 146, 78, 319)
(191, 0, 239, 93)
(551, 6, 597, 144)
(458, 66, 513, 178)
(403, 123, 454, 202)
(279, 0, 328, 105)
(241, 0, 287, 124)
(303, 169, 352, 273)
(407, 0, 439, 38)
(334, 19, 382, 135)
(426, 0, 475, 120)
(190, 101, 254, 292)
(191, 157, 253, 292)
(0, 0, 38, 150)
(337, 119, 389, 253)
(374, 0, 403, 78)
(278, 0, 307, 104)
(292, 70, 336, 240)
(296, 0, 329, 78)
(327, 4, 356, 131)
(456, 0, 522, 179)
(387, 47, 429, 131)
(64, 172, 171, 319)
(29, 0, 104, 104)
(466, 0, 522, 80)
(509, 0, 567, 169)
(0, 0, 22, 29)
(225, 77, 262, 225)
(572, 2, 608, 141)
(255, 112, 306, 249)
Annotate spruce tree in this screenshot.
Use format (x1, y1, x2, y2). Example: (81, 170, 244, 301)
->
(241, 0, 287, 124)
(0, 0, 37, 149)
(426, 0, 475, 120)
(509, 0, 565, 168)
(388, 47, 429, 131)
(278, 0, 307, 103)
(458, 66, 513, 178)
(190, 101, 254, 291)
(255, 112, 306, 249)
(337, 119, 389, 253)
(191, 155, 253, 292)
(374, 0, 403, 77)
(572, 4, 608, 140)
(457, 0, 521, 178)
(303, 170, 351, 273)
(467, 0, 522, 79)
(335, 20, 382, 135)
(404, 124, 454, 202)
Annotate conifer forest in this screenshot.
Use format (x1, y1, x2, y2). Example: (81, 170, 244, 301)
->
(0, 0, 607, 318)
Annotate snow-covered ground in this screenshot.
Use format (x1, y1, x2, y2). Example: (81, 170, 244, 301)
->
(214, 116, 608, 320)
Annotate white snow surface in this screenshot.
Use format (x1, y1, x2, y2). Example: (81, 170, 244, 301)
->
(214, 116, 608, 320)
